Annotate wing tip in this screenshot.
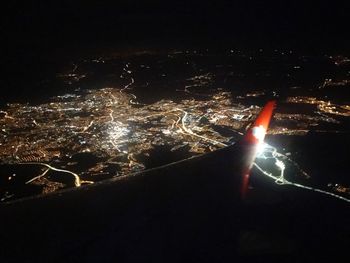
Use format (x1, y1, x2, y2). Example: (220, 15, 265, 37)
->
(239, 100, 276, 199)
(243, 100, 276, 145)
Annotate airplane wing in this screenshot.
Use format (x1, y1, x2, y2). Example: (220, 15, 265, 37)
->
(0, 101, 277, 262)
(239, 100, 276, 198)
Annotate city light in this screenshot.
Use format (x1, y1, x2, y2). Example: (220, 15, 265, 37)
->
(1, 53, 349, 202)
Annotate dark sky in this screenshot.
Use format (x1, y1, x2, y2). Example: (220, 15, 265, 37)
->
(0, 1, 349, 104)
(2, 1, 349, 52)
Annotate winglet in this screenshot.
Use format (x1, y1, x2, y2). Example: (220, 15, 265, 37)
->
(240, 101, 276, 199)
(243, 100, 276, 145)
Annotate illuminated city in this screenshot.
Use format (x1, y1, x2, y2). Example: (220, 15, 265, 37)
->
(1, 50, 350, 202)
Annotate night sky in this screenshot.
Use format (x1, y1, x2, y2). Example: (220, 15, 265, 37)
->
(1, 1, 349, 102)
(2, 1, 349, 52)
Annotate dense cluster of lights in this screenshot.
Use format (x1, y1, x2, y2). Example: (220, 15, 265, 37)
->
(1, 53, 349, 202)
(0, 86, 254, 199)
